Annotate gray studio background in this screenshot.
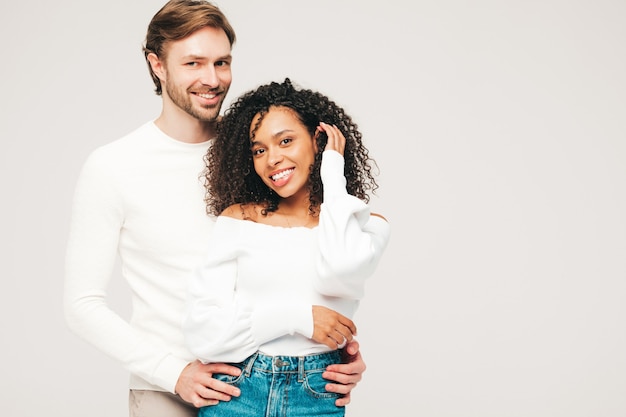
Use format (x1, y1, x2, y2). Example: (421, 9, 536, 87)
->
(1, 0, 625, 416)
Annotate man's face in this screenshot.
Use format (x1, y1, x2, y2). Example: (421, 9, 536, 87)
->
(159, 26, 233, 122)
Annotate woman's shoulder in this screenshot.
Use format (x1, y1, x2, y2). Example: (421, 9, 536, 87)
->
(220, 203, 264, 222)
(371, 212, 388, 222)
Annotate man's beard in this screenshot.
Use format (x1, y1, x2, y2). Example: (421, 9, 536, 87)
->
(166, 83, 226, 122)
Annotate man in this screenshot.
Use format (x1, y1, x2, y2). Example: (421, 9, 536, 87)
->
(63, 1, 366, 416)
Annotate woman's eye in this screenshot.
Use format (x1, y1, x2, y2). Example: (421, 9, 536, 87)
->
(280, 138, 292, 145)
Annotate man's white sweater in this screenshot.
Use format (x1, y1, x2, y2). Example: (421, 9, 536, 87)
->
(64, 121, 217, 393)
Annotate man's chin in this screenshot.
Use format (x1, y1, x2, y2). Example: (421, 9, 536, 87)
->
(189, 108, 220, 123)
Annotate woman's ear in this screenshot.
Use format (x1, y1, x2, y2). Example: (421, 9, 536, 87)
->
(312, 127, 320, 153)
(313, 125, 326, 153)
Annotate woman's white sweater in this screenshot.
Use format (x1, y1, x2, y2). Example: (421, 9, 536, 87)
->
(183, 151, 391, 363)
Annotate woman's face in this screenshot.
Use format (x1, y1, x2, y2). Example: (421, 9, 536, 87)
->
(250, 106, 317, 201)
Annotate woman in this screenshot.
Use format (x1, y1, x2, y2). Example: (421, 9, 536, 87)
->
(183, 78, 390, 416)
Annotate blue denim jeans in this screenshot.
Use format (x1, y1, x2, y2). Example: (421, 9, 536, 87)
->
(199, 350, 345, 417)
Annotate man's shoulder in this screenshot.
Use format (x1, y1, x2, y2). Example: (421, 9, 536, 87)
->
(88, 121, 155, 158)
(78, 121, 154, 173)
(102, 121, 155, 149)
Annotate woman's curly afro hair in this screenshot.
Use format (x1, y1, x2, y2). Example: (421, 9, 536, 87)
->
(203, 78, 379, 217)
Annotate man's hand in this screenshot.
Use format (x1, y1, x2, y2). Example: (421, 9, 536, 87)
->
(175, 360, 241, 408)
(323, 339, 366, 406)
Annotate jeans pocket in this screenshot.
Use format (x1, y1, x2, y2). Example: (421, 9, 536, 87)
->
(213, 364, 246, 386)
(303, 369, 340, 399)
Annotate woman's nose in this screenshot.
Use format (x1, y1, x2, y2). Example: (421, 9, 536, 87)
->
(268, 150, 283, 166)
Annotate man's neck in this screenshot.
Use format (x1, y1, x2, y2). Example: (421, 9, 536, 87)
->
(154, 109, 217, 144)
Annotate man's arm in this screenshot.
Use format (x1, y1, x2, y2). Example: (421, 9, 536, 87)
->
(64, 150, 187, 393)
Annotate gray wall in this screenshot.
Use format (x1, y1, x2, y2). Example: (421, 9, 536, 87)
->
(1, 0, 625, 415)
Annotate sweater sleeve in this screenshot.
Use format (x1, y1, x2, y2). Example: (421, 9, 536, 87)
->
(183, 218, 312, 363)
(315, 150, 391, 299)
(63, 151, 188, 394)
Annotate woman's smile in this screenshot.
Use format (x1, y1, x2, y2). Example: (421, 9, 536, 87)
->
(269, 168, 295, 185)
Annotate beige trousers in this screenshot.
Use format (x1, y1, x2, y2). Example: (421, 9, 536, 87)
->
(129, 390, 197, 417)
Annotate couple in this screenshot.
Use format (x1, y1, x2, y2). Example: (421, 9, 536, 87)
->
(64, 1, 390, 416)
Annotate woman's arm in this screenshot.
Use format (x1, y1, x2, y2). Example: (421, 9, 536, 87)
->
(315, 150, 391, 298)
(183, 217, 315, 363)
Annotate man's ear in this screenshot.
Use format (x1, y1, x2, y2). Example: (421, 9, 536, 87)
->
(147, 52, 166, 81)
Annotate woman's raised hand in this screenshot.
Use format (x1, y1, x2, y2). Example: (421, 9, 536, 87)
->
(318, 122, 346, 155)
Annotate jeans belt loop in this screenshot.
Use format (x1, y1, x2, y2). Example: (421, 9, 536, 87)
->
(244, 352, 258, 377)
(298, 356, 305, 382)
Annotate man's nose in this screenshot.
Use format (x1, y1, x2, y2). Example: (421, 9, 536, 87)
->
(199, 65, 219, 87)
